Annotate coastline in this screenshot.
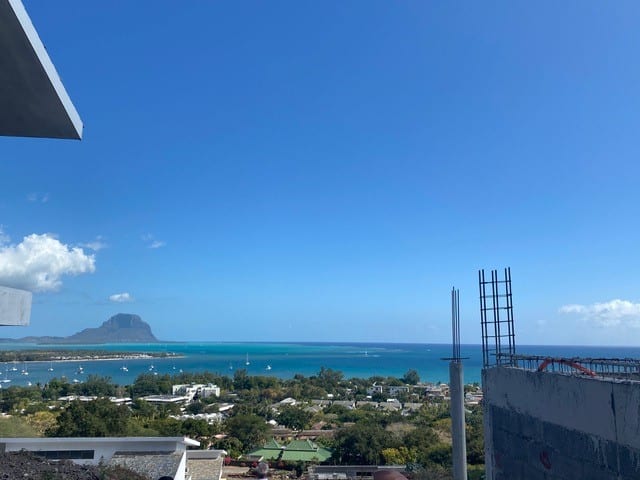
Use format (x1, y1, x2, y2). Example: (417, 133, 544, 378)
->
(1, 351, 184, 364)
(26, 354, 186, 364)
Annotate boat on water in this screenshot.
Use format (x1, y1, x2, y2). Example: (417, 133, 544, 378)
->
(76, 365, 84, 374)
(266, 365, 272, 371)
(148, 364, 155, 371)
(245, 354, 250, 366)
(120, 365, 128, 372)
(47, 362, 54, 372)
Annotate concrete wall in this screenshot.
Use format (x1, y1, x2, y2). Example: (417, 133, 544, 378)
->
(0, 286, 31, 326)
(483, 367, 640, 480)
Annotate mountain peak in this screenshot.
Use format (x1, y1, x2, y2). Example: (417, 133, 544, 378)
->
(63, 313, 158, 344)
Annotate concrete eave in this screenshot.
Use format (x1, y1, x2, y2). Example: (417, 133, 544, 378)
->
(0, 0, 83, 139)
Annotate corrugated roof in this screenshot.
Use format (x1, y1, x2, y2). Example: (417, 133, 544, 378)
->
(284, 439, 317, 451)
(245, 448, 281, 461)
(281, 447, 332, 462)
(263, 438, 281, 449)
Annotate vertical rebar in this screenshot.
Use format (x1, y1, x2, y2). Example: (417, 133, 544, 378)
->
(449, 287, 466, 480)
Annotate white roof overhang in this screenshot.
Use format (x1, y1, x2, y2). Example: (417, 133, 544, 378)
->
(0, 0, 83, 139)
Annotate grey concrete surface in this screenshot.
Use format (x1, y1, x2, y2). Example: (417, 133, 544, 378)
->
(483, 367, 640, 479)
(0, 286, 31, 326)
(449, 361, 467, 480)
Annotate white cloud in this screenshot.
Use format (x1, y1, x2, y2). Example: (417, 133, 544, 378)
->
(142, 233, 166, 249)
(559, 299, 640, 328)
(109, 292, 134, 303)
(27, 192, 49, 203)
(0, 233, 95, 292)
(0, 226, 10, 245)
(80, 236, 108, 251)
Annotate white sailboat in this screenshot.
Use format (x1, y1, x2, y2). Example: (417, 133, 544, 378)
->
(245, 353, 250, 366)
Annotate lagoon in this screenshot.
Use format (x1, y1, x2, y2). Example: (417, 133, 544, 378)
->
(1, 342, 639, 387)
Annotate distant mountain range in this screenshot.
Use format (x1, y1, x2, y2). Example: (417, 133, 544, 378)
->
(0, 313, 159, 344)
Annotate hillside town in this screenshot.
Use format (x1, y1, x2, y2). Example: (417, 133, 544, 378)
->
(0, 369, 485, 479)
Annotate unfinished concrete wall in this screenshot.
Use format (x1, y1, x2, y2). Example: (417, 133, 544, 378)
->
(0, 286, 31, 325)
(483, 367, 640, 480)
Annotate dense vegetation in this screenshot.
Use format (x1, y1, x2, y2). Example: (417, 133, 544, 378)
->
(0, 368, 484, 479)
(0, 349, 175, 362)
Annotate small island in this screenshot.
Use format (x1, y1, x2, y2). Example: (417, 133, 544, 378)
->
(0, 350, 180, 363)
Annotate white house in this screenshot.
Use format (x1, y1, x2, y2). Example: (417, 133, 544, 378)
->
(172, 383, 221, 402)
(0, 436, 200, 480)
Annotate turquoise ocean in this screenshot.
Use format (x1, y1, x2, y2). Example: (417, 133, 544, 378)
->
(2, 342, 640, 388)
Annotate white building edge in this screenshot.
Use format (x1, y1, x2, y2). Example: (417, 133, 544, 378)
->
(0, 0, 84, 325)
(0, 437, 227, 480)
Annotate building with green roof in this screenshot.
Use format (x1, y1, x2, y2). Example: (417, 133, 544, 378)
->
(246, 438, 332, 463)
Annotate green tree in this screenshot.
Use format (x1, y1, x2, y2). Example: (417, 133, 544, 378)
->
(186, 401, 206, 415)
(277, 406, 313, 430)
(401, 369, 420, 385)
(466, 405, 484, 465)
(180, 418, 212, 438)
(381, 446, 417, 465)
(225, 414, 269, 451)
(149, 417, 182, 436)
(233, 369, 251, 391)
(128, 373, 172, 397)
(332, 422, 391, 465)
(213, 436, 243, 458)
(75, 375, 117, 397)
(131, 398, 156, 419)
(46, 399, 131, 437)
(403, 426, 438, 450)
(42, 378, 71, 400)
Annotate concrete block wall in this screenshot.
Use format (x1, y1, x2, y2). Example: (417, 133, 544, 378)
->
(483, 367, 640, 479)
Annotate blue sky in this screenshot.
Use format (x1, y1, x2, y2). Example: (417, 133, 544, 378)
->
(2, 1, 640, 345)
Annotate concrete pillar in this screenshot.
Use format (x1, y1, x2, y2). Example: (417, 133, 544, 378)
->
(450, 361, 467, 480)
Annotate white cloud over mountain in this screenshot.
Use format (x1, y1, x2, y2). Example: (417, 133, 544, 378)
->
(109, 292, 134, 303)
(0, 233, 95, 292)
(559, 299, 640, 328)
